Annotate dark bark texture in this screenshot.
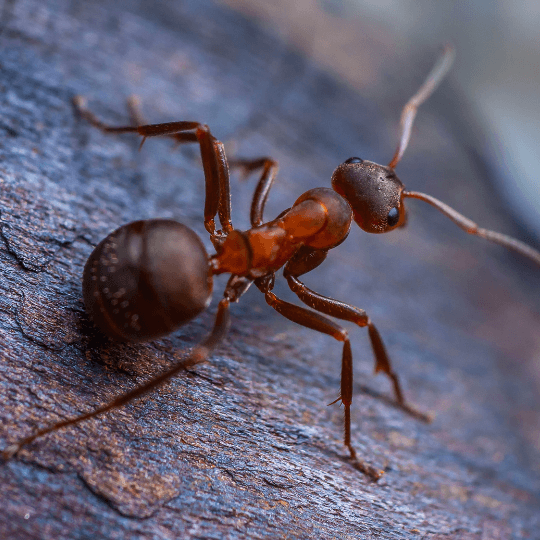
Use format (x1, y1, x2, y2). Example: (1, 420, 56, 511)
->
(0, 1, 539, 539)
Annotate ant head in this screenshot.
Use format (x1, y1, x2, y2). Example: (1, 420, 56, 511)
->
(331, 157, 407, 233)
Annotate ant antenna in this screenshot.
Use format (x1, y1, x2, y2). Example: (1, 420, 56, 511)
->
(388, 45, 455, 169)
(402, 191, 540, 265)
(385, 45, 540, 267)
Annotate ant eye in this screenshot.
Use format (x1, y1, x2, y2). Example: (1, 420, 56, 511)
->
(387, 207, 400, 227)
(344, 157, 363, 164)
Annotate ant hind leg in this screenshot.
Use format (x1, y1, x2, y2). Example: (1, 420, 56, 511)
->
(2, 299, 231, 461)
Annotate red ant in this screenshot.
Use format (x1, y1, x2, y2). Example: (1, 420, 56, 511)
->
(3, 47, 540, 480)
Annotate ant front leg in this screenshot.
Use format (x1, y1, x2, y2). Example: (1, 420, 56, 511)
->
(229, 158, 279, 226)
(73, 97, 233, 246)
(283, 247, 431, 423)
(255, 274, 384, 480)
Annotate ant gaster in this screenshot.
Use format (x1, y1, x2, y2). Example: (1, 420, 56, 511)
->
(4, 47, 540, 480)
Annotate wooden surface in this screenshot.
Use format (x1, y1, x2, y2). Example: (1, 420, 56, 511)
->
(0, 1, 539, 538)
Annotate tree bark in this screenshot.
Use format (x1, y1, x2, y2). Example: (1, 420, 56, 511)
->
(0, 1, 539, 538)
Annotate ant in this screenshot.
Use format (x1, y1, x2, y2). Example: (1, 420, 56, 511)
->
(3, 46, 540, 480)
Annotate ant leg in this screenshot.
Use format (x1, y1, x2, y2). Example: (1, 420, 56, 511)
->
(229, 158, 279, 226)
(2, 299, 231, 461)
(283, 247, 430, 422)
(255, 276, 384, 480)
(73, 97, 233, 239)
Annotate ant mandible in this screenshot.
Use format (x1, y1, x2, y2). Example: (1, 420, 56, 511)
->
(4, 46, 540, 480)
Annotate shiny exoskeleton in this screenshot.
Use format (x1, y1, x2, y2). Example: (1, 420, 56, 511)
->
(84, 220, 213, 341)
(5, 46, 540, 480)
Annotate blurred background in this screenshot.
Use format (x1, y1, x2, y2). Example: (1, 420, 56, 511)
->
(223, 0, 540, 242)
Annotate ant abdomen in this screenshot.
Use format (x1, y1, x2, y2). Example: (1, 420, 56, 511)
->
(83, 219, 213, 342)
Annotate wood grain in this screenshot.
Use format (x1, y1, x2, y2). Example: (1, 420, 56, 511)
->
(0, 0, 539, 538)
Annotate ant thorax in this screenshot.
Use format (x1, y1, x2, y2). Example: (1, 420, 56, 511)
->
(212, 188, 352, 278)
